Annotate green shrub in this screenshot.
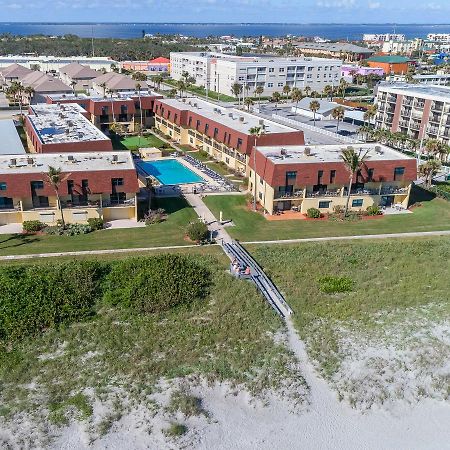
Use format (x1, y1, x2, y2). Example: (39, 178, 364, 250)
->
(65, 224, 92, 236)
(44, 226, 65, 236)
(0, 261, 104, 342)
(143, 208, 166, 226)
(306, 208, 321, 219)
(318, 276, 353, 294)
(103, 255, 211, 314)
(186, 221, 209, 242)
(22, 220, 45, 233)
(164, 422, 187, 437)
(366, 205, 382, 216)
(87, 218, 104, 230)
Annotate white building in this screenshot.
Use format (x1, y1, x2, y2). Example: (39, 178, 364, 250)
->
(381, 40, 421, 55)
(170, 52, 342, 97)
(0, 56, 118, 73)
(363, 34, 406, 42)
(427, 33, 450, 44)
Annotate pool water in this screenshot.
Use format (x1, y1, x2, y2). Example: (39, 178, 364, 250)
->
(138, 159, 204, 185)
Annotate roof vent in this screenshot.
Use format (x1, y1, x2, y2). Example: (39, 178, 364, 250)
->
(239, 116, 245, 122)
(228, 113, 233, 118)
(193, 102, 198, 107)
(259, 119, 264, 125)
(9, 158, 17, 167)
(112, 154, 119, 163)
(375, 145, 382, 153)
(27, 157, 34, 165)
(304, 147, 311, 156)
(280, 148, 287, 155)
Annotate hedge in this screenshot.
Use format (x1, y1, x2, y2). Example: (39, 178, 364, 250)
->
(103, 255, 211, 314)
(0, 261, 103, 342)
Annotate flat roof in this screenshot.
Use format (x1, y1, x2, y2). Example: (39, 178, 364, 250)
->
(47, 91, 160, 102)
(377, 82, 450, 100)
(0, 119, 26, 155)
(158, 97, 298, 135)
(256, 143, 414, 165)
(28, 103, 109, 145)
(0, 151, 135, 174)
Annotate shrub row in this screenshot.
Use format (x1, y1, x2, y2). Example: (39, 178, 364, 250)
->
(0, 255, 211, 343)
(22, 218, 104, 235)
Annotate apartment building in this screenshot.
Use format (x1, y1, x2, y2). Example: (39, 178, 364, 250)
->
(121, 57, 170, 73)
(25, 103, 113, 153)
(153, 97, 304, 174)
(294, 42, 374, 61)
(386, 73, 450, 86)
(375, 82, 450, 145)
(0, 151, 139, 225)
(91, 72, 149, 95)
(427, 34, 450, 44)
(59, 62, 102, 91)
(170, 52, 343, 96)
(363, 34, 406, 42)
(366, 56, 411, 75)
(249, 143, 416, 215)
(46, 91, 163, 132)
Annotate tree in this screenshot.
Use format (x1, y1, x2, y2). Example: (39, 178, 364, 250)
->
(323, 84, 333, 101)
(310, 90, 319, 99)
(339, 79, 348, 100)
(331, 106, 345, 132)
(70, 80, 77, 97)
(363, 104, 377, 127)
(291, 88, 302, 115)
(272, 91, 281, 110)
(425, 139, 445, 159)
(132, 71, 147, 81)
(99, 82, 107, 98)
(254, 85, 264, 111)
(309, 100, 320, 126)
(167, 88, 178, 98)
(107, 88, 116, 122)
(24, 86, 34, 105)
(151, 74, 163, 91)
(249, 126, 265, 211)
(282, 84, 291, 100)
(340, 146, 369, 217)
(45, 166, 70, 229)
(304, 86, 311, 98)
(231, 82, 243, 106)
(419, 160, 441, 187)
(244, 97, 254, 111)
(176, 79, 186, 98)
(135, 82, 144, 138)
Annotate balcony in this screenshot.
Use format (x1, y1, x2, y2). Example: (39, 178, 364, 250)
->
(305, 189, 341, 198)
(380, 186, 409, 195)
(103, 198, 135, 208)
(275, 189, 304, 200)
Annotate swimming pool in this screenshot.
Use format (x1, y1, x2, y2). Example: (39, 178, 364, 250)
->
(138, 159, 205, 185)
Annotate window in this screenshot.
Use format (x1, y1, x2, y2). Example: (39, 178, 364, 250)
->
(268, 68, 275, 72)
(330, 170, 336, 184)
(82, 179, 89, 190)
(258, 192, 263, 200)
(318, 201, 331, 209)
(259, 177, 264, 185)
(31, 181, 44, 190)
(188, 117, 192, 127)
(112, 178, 124, 187)
(0, 196, 13, 209)
(205, 123, 209, 133)
(352, 199, 364, 208)
(196, 120, 200, 130)
(267, 82, 274, 87)
(277, 82, 284, 87)
(308, 67, 313, 71)
(67, 180, 74, 195)
(0, 182, 6, 191)
(394, 167, 405, 181)
(257, 67, 266, 72)
(317, 170, 324, 185)
(238, 76, 245, 81)
(318, 66, 322, 71)
(279, 68, 285, 72)
(367, 168, 374, 181)
(110, 192, 126, 204)
(286, 171, 297, 180)
(214, 127, 219, 137)
(237, 138, 243, 149)
(307, 74, 312, 79)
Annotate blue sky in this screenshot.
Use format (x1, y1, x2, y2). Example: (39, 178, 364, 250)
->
(0, 0, 449, 23)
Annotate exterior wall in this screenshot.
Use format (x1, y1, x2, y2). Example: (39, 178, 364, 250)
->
(367, 61, 409, 75)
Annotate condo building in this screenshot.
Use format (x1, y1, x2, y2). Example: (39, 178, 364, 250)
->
(375, 83, 450, 145)
(0, 151, 139, 225)
(427, 34, 450, 44)
(170, 52, 343, 96)
(25, 103, 113, 153)
(363, 34, 406, 42)
(249, 143, 416, 215)
(153, 97, 304, 174)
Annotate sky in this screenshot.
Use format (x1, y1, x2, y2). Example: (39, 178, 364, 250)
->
(0, 0, 449, 24)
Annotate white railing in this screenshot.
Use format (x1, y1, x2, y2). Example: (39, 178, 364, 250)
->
(271, 114, 360, 144)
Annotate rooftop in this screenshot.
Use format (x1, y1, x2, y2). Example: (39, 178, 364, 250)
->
(0, 151, 135, 174)
(295, 42, 374, 54)
(92, 72, 149, 91)
(158, 97, 298, 134)
(294, 97, 345, 114)
(46, 90, 160, 102)
(255, 143, 414, 165)
(0, 120, 26, 155)
(367, 55, 410, 63)
(377, 82, 450, 99)
(59, 62, 101, 79)
(28, 103, 109, 145)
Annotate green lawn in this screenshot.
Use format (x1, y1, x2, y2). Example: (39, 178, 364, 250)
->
(204, 187, 450, 241)
(163, 79, 236, 102)
(250, 237, 450, 407)
(0, 198, 197, 257)
(111, 134, 166, 151)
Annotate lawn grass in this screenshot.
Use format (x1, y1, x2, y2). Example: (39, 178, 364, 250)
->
(111, 134, 165, 151)
(250, 237, 450, 406)
(0, 197, 197, 256)
(163, 79, 236, 102)
(204, 187, 450, 241)
(0, 254, 304, 442)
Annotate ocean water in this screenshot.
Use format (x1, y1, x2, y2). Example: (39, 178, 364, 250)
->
(0, 23, 450, 40)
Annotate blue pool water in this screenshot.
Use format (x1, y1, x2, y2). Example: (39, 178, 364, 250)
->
(138, 159, 204, 185)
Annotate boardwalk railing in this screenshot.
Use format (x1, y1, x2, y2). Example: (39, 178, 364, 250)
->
(223, 241, 293, 319)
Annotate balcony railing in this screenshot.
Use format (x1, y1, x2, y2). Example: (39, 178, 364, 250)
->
(103, 198, 135, 207)
(275, 190, 304, 200)
(305, 190, 341, 198)
(380, 187, 409, 195)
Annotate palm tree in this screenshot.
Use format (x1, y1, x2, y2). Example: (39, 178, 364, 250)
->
(282, 84, 291, 100)
(331, 106, 345, 132)
(99, 82, 107, 98)
(340, 146, 369, 217)
(310, 90, 319, 99)
(231, 82, 243, 106)
(8, 81, 25, 116)
(167, 88, 178, 98)
(151, 74, 163, 91)
(45, 166, 69, 229)
(291, 88, 302, 115)
(425, 139, 444, 159)
(254, 85, 264, 111)
(249, 126, 265, 211)
(363, 105, 377, 127)
(70, 80, 77, 97)
(135, 82, 143, 139)
(304, 86, 311, 98)
(176, 79, 186, 98)
(244, 97, 254, 111)
(132, 71, 147, 81)
(309, 100, 320, 126)
(24, 86, 34, 105)
(272, 91, 281, 110)
(323, 84, 333, 101)
(419, 160, 441, 187)
(339, 79, 348, 100)
(107, 89, 116, 123)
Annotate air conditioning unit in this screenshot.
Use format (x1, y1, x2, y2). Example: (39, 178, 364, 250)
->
(280, 148, 287, 155)
(304, 147, 311, 156)
(27, 157, 34, 165)
(239, 116, 245, 122)
(259, 119, 264, 125)
(228, 113, 233, 118)
(9, 158, 17, 167)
